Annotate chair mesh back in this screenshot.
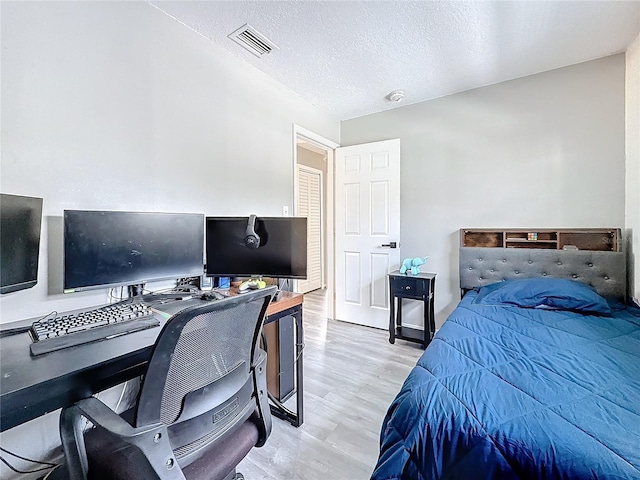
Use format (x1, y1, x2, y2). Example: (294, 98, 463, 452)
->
(159, 300, 262, 424)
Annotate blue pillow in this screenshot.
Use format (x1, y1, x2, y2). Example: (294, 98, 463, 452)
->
(474, 278, 611, 314)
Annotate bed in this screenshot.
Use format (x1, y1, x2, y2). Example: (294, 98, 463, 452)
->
(371, 246, 640, 480)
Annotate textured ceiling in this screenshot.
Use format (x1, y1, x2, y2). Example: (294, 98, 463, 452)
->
(150, 1, 640, 121)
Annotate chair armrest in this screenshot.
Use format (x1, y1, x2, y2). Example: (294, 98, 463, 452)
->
(60, 397, 186, 480)
(74, 397, 160, 437)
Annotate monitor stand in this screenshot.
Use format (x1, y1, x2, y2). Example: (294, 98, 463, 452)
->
(128, 284, 145, 299)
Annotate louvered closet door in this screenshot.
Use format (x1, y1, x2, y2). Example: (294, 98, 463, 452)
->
(297, 166, 323, 294)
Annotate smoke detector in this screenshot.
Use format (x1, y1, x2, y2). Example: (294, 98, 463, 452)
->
(386, 90, 405, 102)
(228, 24, 279, 58)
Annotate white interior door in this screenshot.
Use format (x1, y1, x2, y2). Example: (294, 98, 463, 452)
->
(296, 165, 323, 294)
(335, 139, 401, 329)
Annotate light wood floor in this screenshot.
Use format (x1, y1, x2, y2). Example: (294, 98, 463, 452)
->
(238, 289, 424, 479)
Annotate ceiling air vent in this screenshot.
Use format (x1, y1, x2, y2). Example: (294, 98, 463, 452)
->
(228, 24, 278, 58)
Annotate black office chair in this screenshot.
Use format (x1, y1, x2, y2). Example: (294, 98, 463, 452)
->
(59, 287, 276, 480)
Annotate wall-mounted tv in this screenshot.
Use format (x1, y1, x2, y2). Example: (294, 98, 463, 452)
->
(1, 194, 44, 294)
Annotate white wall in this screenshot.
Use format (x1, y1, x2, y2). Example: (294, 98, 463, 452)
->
(0, 3, 338, 476)
(341, 55, 626, 327)
(626, 34, 640, 304)
(0, 1, 339, 325)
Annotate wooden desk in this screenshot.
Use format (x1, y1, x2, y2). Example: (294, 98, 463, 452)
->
(264, 291, 304, 427)
(228, 288, 304, 425)
(0, 291, 304, 431)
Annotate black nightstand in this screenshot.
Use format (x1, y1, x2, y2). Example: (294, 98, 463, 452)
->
(388, 271, 436, 348)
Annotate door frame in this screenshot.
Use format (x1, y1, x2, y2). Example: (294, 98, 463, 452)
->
(296, 164, 325, 292)
(292, 125, 339, 317)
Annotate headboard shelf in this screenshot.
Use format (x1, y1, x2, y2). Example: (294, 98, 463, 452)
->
(461, 228, 620, 252)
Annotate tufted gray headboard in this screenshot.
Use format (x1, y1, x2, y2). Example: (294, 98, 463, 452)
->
(459, 247, 627, 301)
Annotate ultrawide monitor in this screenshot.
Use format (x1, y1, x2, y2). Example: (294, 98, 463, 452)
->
(64, 210, 204, 292)
(0, 194, 44, 294)
(205, 216, 307, 279)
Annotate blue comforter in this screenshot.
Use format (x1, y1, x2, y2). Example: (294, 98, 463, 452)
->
(372, 292, 640, 480)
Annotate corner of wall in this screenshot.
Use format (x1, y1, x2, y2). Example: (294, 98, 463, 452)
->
(625, 32, 640, 302)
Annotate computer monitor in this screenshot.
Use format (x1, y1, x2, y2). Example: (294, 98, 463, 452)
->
(205, 216, 307, 279)
(0, 194, 44, 294)
(64, 210, 204, 293)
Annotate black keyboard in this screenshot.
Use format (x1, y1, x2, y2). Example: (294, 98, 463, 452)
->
(30, 302, 160, 356)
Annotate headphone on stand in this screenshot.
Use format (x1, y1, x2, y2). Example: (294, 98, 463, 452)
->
(244, 214, 260, 249)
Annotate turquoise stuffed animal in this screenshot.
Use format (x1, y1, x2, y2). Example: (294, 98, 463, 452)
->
(400, 256, 428, 275)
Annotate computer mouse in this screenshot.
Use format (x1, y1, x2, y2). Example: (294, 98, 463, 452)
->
(200, 291, 224, 301)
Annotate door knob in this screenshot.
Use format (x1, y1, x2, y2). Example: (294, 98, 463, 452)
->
(380, 242, 397, 248)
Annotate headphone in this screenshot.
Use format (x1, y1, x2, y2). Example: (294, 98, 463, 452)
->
(244, 214, 260, 249)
